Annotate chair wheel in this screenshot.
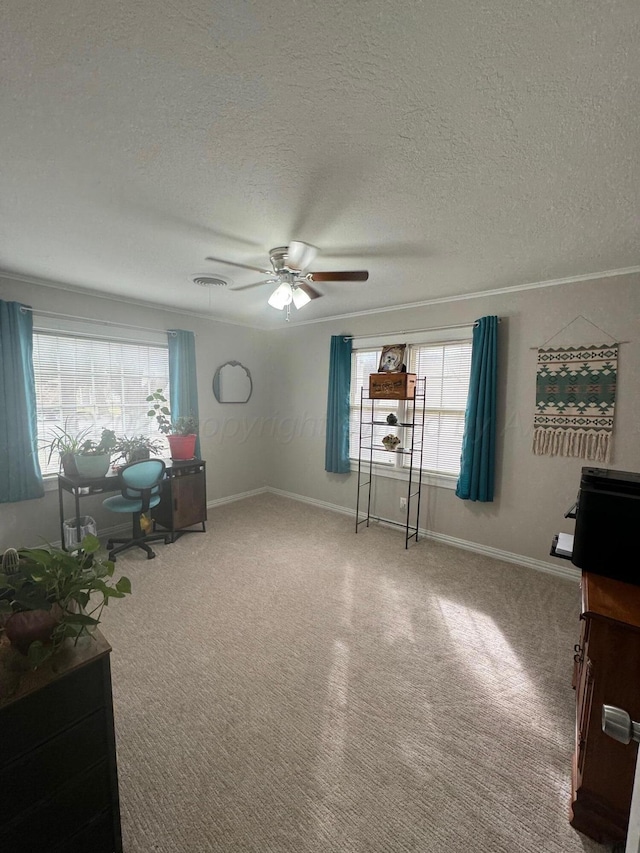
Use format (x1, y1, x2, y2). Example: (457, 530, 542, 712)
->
(147, 551, 156, 560)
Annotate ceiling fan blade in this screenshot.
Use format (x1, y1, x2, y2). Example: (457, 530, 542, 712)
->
(230, 279, 277, 291)
(206, 255, 272, 275)
(287, 241, 318, 271)
(307, 270, 369, 282)
(297, 281, 322, 300)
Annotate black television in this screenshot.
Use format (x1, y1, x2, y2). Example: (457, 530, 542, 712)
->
(572, 467, 640, 583)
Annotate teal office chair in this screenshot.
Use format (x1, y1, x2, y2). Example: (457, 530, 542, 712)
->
(103, 459, 169, 561)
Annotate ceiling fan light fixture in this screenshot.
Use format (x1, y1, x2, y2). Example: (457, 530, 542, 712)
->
(292, 286, 311, 309)
(287, 240, 318, 271)
(268, 282, 293, 310)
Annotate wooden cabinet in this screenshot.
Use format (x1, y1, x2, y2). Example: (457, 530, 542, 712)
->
(153, 458, 207, 542)
(0, 632, 123, 853)
(570, 572, 640, 844)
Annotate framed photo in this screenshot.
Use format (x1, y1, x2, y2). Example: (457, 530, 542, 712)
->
(378, 344, 406, 373)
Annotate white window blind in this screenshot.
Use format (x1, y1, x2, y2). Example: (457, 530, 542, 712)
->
(33, 332, 170, 476)
(350, 339, 472, 477)
(408, 342, 472, 475)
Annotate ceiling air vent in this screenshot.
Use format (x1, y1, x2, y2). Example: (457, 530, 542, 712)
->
(191, 275, 228, 288)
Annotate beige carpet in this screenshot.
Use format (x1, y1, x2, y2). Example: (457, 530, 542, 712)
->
(99, 493, 612, 853)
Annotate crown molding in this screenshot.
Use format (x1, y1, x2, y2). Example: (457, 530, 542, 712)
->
(272, 264, 640, 329)
(0, 269, 270, 331)
(2, 263, 638, 334)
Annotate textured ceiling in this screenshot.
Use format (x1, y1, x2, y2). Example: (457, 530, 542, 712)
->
(1, 0, 638, 327)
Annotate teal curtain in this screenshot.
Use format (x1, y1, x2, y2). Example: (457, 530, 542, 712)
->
(168, 329, 200, 458)
(456, 315, 498, 502)
(0, 301, 44, 503)
(325, 335, 352, 473)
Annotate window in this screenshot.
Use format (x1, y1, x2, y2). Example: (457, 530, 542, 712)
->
(350, 338, 473, 481)
(350, 349, 400, 466)
(408, 342, 472, 475)
(33, 331, 170, 476)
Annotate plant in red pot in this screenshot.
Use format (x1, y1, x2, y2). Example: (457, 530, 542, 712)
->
(0, 535, 131, 669)
(146, 389, 198, 460)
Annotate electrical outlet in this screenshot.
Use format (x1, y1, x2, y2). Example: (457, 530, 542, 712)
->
(400, 497, 407, 509)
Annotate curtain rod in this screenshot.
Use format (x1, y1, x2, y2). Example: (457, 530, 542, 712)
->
(19, 305, 179, 336)
(344, 318, 501, 341)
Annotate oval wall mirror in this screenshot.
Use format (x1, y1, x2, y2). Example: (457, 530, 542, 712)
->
(213, 361, 253, 403)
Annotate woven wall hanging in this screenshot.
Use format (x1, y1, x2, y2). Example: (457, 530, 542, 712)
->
(532, 343, 618, 463)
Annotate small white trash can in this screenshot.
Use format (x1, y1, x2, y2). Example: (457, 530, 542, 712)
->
(63, 516, 97, 549)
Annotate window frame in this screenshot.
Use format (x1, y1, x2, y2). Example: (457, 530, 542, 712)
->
(32, 320, 170, 485)
(349, 328, 473, 490)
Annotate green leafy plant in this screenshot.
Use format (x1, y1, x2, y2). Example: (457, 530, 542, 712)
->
(0, 535, 131, 668)
(113, 434, 165, 465)
(146, 390, 198, 436)
(76, 428, 118, 457)
(38, 421, 93, 472)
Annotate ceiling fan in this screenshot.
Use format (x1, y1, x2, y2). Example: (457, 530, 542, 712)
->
(205, 241, 369, 319)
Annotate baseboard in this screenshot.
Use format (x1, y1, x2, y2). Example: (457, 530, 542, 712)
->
(207, 486, 269, 510)
(265, 487, 580, 583)
(50, 485, 579, 582)
(267, 487, 355, 518)
(47, 490, 268, 550)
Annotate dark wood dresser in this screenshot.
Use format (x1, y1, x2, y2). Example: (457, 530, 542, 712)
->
(570, 571, 640, 844)
(0, 632, 123, 853)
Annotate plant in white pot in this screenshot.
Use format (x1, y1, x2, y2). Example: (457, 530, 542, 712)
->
(146, 389, 198, 460)
(39, 421, 93, 477)
(74, 428, 117, 478)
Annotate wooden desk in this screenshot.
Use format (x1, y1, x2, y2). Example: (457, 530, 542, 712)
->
(0, 631, 123, 852)
(570, 572, 640, 844)
(58, 459, 207, 548)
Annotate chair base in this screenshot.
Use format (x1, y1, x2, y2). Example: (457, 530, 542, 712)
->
(106, 532, 169, 562)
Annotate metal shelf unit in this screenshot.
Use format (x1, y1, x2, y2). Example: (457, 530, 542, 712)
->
(355, 378, 426, 548)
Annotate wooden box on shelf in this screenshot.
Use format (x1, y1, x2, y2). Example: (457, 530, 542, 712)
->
(368, 373, 416, 400)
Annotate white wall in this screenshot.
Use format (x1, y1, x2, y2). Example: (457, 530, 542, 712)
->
(265, 273, 640, 566)
(0, 275, 272, 549)
(2, 272, 639, 568)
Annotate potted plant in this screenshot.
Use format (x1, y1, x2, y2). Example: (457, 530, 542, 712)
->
(74, 428, 117, 478)
(113, 434, 165, 466)
(0, 534, 131, 669)
(39, 421, 93, 477)
(146, 389, 198, 460)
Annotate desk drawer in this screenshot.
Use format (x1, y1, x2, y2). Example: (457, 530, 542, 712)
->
(0, 759, 113, 853)
(0, 657, 105, 763)
(0, 708, 109, 823)
(52, 808, 117, 853)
